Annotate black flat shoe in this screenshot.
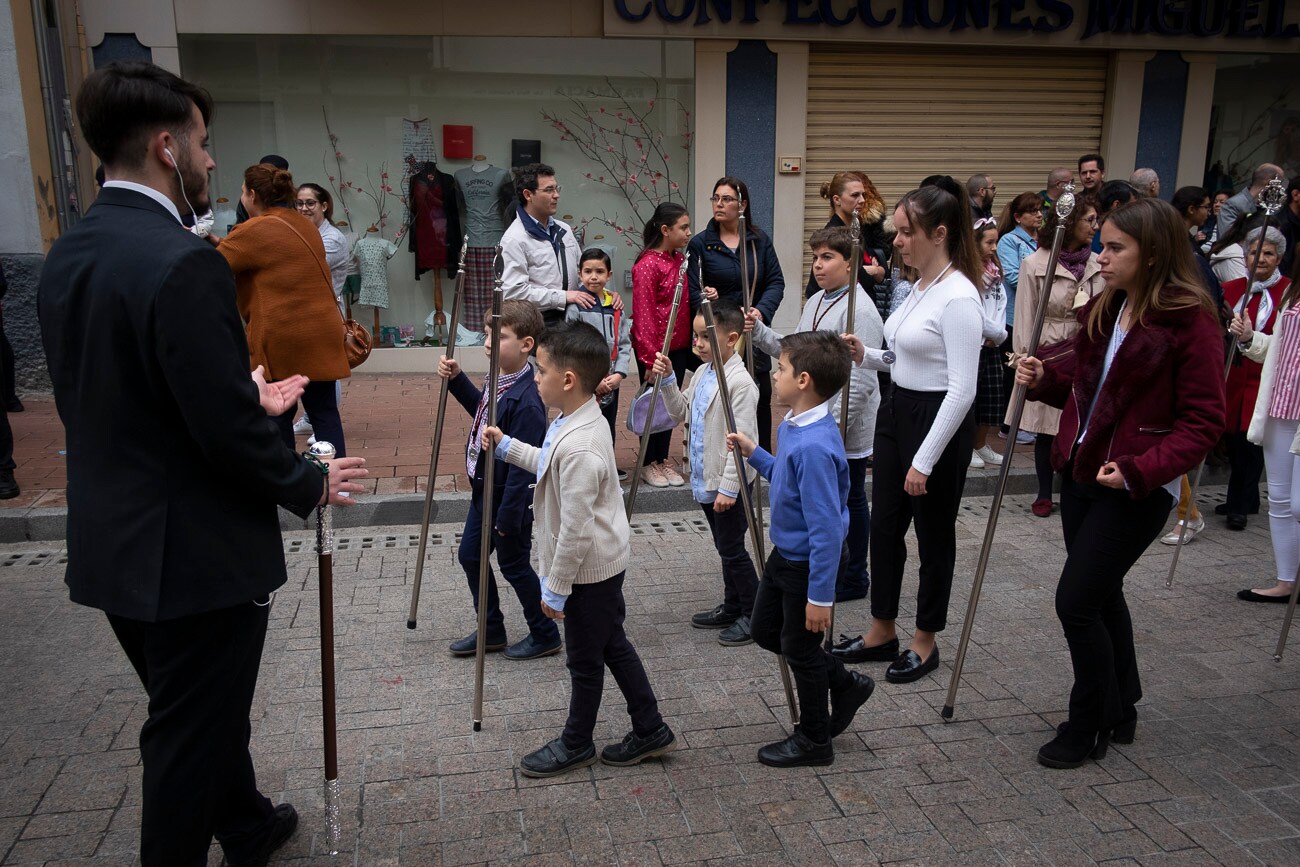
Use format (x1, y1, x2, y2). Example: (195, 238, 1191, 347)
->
(520, 737, 598, 778)
(718, 616, 754, 647)
(691, 604, 740, 629)
(829, 635, 900, 664)
(1226, 513, 1247, 531)
(885, 647, 939, 684)
(449, 631, 508, 656)
(600, 724, 676, 766)
(1237, 589, 1291, 604)
(757, 730, 833, 768)
(504, 633, 562, 660)
(1037, 724, 1108, 769)
(830, 672, 875, 737)
(223, 803, 298, 867)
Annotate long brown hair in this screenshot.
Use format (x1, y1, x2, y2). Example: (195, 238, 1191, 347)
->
(1086, 198, 1216, 339)
(1038, 194, 1098, 250)
(895, 185, 982, 289)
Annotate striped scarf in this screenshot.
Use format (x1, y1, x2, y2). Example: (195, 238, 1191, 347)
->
(467, 364, 532, 476)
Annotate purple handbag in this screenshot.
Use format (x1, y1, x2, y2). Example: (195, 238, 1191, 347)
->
(625, 384, 679, 436)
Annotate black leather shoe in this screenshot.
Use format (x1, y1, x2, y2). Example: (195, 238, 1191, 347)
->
(1237, 589, 1291, 604)
(504, 633, 562, 660)
(0, 470, 18, 500)
(830, 672, 875, 737)
(1226, 513, 1247, 531)
(520, 737, 598, 778)
(600, 723, 676, 766)
(223, 803, 298, 867)
(5, 399, 21, 413)
(829, 635, 899, 664)
(692, 604, 740, 629)
(718, 616, 753, 646)
(758, 730, 833, 768)
(449, 631, 507, 657)
(1037, 724, 1107, 769)
(885, 646, 939, 684)
(1215, 502, 1229, 516)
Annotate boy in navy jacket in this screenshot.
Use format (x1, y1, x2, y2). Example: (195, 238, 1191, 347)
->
(437, 300, 560, 660)
(727, 331, 875, 767)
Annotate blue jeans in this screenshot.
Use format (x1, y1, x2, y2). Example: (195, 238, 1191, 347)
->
(458, 498, 559, 646)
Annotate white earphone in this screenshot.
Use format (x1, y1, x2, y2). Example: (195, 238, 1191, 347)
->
(162, 146, 197, 220)
(163, 146, 176, 168)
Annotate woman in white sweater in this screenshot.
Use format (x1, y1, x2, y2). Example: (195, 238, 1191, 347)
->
(831, 182, 983, 685)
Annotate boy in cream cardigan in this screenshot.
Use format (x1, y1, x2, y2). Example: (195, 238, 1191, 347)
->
(484, 321, 675, 777)
(649, 302, 760, 646)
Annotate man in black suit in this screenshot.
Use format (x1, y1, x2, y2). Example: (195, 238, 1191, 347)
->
(37, 61, 368, 866)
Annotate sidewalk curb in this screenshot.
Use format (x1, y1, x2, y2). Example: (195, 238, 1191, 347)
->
(0, 464, 1231, 543)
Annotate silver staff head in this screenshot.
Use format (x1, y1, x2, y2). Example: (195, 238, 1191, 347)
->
(457, 234, 469, 271)
(851, 208, 861, 233)
(1260, 178, 1287, 216)
(493, 244, 505, 285)
(308, 441, 337, 462)
(1054, 181, 1077, 220)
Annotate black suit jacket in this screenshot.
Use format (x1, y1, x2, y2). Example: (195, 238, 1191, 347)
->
(38, 187, 324, 622)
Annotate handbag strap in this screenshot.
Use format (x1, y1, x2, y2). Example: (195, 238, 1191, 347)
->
(267, 212, 349, 327)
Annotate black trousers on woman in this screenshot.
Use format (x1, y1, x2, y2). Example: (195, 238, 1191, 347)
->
(870, 385, 974, 633)
(1056, 466, 1172, 732)
(1225, 430, 1264, 515)
(272, 379, 346, 457)
(634, 347, 694, 465)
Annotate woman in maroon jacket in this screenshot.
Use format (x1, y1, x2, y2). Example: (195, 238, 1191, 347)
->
(1016, 198, 1225, 769)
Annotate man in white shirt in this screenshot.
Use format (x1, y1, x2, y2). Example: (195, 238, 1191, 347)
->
(498, 163, 590, 325)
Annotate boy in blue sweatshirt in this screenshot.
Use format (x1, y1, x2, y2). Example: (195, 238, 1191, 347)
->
(727, 331, 875, 767)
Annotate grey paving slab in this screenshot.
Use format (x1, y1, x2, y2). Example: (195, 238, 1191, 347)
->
(0, 489, 1298, 866)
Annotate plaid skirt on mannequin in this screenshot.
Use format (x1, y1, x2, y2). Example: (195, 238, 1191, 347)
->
(461, 247, 496, 330)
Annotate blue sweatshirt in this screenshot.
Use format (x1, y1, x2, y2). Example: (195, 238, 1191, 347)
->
(746, 405, 849, 605)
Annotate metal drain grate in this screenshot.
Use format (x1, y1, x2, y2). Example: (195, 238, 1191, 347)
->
(0, 550, 68, 569)
(284, 532, 457, 554)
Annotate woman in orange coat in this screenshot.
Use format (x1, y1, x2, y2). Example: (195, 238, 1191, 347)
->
(218, 164, 352, 454)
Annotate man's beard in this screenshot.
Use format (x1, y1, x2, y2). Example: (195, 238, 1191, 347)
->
(174, 153, 211, 216)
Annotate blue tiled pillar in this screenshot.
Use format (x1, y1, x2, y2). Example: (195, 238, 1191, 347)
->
(1135, 51, 1188, 200)
(725, 41, 777, 232)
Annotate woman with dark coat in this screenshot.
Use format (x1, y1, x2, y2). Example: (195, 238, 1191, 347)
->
(1016, 198, 1225, 769)
(806, 171, 892, 320)
(688, 176, 786, 451)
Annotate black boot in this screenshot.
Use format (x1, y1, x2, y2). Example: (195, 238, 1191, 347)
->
(1037, 722, 1108, 769)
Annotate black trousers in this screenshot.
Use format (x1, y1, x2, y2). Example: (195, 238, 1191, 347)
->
(870, 386, 974, 632)
(751, 550, 855, 743)
(107, 602, 277, 866)
(1225, 430, 1264, 515)
(701, 495, 758, 617)
(273, 379, 346, 457)
(1056, 467, 1173, 732)
(842, 457, 871, 595)
(756, 373, 773, 454)
(600, 387, 620, 443)
(459, 501, 559, 646)
(635, 347, 694, 465)
(560, 572, 663, 748)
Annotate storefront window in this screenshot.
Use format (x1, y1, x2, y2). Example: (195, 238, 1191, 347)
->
(180, 35, 694, 342)
(1204, 53, 1300, 194)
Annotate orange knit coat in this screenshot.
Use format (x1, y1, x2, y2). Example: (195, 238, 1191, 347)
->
(219, 208, 351, 382)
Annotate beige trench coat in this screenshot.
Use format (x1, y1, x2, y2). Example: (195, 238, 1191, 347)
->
(1008, 247, 1105, 436)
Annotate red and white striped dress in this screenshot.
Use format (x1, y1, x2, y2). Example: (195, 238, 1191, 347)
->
(1268, 307, 1300, 420)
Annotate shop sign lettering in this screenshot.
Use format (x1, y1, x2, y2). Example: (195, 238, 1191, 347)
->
(611, 0, 1300, 38)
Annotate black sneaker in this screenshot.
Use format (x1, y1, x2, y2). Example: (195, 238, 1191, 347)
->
(757, 730, 833, 768)
(691, 604, 740, 629)
(718, 616, 753, 646)
(448, 631, 507, 657)
(520, 737, 598, 778)
(504, 634, 562, 660)
(600, 723, 676, 766)
(222, 803, 298, 867)
(0, 470, 17, 500)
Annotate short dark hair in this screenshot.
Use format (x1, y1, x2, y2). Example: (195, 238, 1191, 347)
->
(536, 321, 609, 395)
(779, 331, 850, 401)
(579, 248, 611, 271)
(1079, 153, 1105, 172)
(486, 299, 545, 346)
(1098, 180, 1139, 213)
(705, 300, 747, 337)
(1171, 185, 1209, 219)
(76, 61, 213, 170)
(514, 163, 556, 206)
(808, 226, 855, 261)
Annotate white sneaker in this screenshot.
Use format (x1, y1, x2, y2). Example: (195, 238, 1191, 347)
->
(640, 464, 669, 488)
(1159, 515, 1205, 545)
(975, 445, 1004, 466)
(307, 435, 317, 446)
(969, 451, 985, 469)
(293, 415, 313, 434)
(658, 461, 685, 487)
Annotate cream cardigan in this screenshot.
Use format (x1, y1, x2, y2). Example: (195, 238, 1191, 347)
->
(1243, 297, 1300, 456)
(503, 396, 630, 596)
(658, 351, 759, 496)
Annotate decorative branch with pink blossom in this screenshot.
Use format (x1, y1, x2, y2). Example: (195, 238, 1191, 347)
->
(321, 106, 409, 244)
(541, 78, 692, 247)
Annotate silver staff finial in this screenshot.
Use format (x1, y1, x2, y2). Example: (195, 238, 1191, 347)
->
(1055, 181, 1077, 219)
(1261, 178, 1287, 216)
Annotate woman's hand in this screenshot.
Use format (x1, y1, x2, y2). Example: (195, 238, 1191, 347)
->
(841, 334, 865, 364)
(1229, 314, 1253, 345)
(1096, 461, 1126, 490)
(904, 467, 929, 496)
(1015, 357, 1044, 388)
(703, 285, 719, 302)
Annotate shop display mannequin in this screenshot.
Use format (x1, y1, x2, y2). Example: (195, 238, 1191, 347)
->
(354, 226, 398, 339)
(454, 157, 510, 327)
(407, 160, 462, 341)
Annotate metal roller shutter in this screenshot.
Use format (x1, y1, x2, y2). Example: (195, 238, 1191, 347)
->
(802, 44, 1107, 275)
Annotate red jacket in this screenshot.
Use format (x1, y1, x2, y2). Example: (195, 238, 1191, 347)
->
(1222, 275, 1289, 433)
(1029, 291, 1226, 500)
(631, 249, 691, 368)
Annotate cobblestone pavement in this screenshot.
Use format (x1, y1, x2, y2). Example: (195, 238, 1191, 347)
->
(1, 488, 1299, 866)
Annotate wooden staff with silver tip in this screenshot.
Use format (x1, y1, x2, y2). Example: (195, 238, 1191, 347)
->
(736, 191, 766, 542)
(305, 440, 341, 854)
(1167, 178, 1288, 588)
(407, 236, 469, 629)
(699, 298, 799, 726)
(941, 183, 1078, 721)
(472, 246, 506, 732)
(626, 252, 690, 520)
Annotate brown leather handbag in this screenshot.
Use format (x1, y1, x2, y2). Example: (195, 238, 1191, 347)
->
(273, 212, 372, 368)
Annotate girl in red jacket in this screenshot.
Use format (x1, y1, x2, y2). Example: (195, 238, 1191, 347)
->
(1016, 198, 1225, 770)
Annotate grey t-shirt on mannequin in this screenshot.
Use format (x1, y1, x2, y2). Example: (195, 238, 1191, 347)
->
(454, 165, 509, 248)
